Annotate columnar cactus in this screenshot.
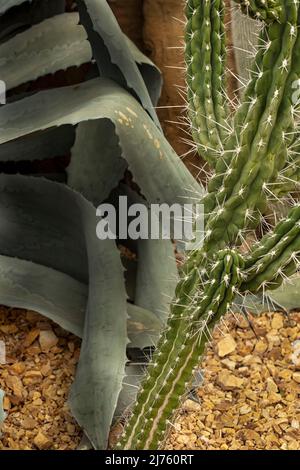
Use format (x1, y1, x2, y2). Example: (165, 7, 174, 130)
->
(117, 0, 300, 449)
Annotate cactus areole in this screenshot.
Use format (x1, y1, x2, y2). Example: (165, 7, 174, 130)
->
(117, 0, 300, 450)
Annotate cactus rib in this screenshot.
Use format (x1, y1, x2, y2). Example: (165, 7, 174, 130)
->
(241, 202, 300, 292)
(203, 5, 299, 251)
(117, 250, 243, 450)
(186, 0, 228, 166)
(233, 0, 285, 22)
(117, 0, 300, 451)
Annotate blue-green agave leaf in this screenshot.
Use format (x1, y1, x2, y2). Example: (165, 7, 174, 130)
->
(0, 389, 5, 432)
(233, 292, 266, 316)
(0, 0, 65, 41)
(0, 78, 202, 206)
(77, 0, 161, 127)
(125, 36, 162, 107)
(0, 13, 91, 91)
(0, 174, 127, 449)
(267, 275, 300, 312)
(135, 239, 178, 324)
(0, 125, 76, 163)
(114, 365, 145, 423)
(0, 255, 86, 337)
(0, 0, 33, 14)
(0, 254, 163, 349)
(0, 11, 161, 104)
(127, 304, 162, 350)
(115, 185, 178, 325)
(234, 283, 300, 316)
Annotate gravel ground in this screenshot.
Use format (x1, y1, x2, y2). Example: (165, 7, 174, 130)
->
(0, 307, 299, 450)
(166, 312, 300, 450)
(0, 307, 82, 450)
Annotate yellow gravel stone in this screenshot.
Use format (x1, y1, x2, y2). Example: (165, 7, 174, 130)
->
(216, 335, 237, 358)
(216, 371, 244, 391)
(292, 372, 300, 384)
(271, 313, 284, 330)
(166, 311, 300, 451)
(0, 307, 82, 450)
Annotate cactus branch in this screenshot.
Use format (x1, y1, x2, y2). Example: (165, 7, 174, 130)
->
(116, 0, 300, 450)
(117, 250, 243, 449)
(186, 0, 228, 166)
(233, 0, 285, 22)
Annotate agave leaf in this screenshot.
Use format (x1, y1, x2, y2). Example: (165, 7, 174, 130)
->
(0, 389, 5, 431)
(104, 183, 178, 329)
(0, 11, 161, 104)
(125, 36, 162, 107)
(267, 275, 300, 312)
(0, 254, 161, 349)
(67, 87, 202, 206)
(77, 0, 160, 127)
(114, 365, 145, 423)
(0, 78, 202, 206)
(122, 256, 137, 302)
(0, 175, 89, 282)
(233, 292, 266, 316)
(127, 304, 162, 350)
(0, 125, 76, 163)
(0, 174, 127, 449)
(234, 284, 300, 316)
(0, 0, 65, 42)
(68, 194, 126, 449)
(116, 184, 178, 324)
(135, 238, 178, 324)
(0, 255, 87, 337)
(0, 0, 33, 14)
(70, 118, 127, 205)
(0, 13, 91, 91)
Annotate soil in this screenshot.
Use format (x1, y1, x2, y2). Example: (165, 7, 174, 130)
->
(166, 311, 300, 450)
(1, 308, 299, 450)
(0, 307, 82, 450)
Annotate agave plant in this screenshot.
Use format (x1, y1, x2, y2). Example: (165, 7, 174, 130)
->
(0, 0, 203, 449)
(117, 0, 300, 450)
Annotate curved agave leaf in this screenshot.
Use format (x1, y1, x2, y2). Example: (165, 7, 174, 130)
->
(135, 238, 177, 324)
(267, 275, 300, 312)
(0, 174, 127, 449)
(113, 184, 178, 324)
(0, 13, 91, 91)
(77, 0, 161, 127)
(0, 11, 162, 106)
(0, 125, 76, 162)
(0, 78, 202, 206)
(0, 254, 162, 349)
(0, 255, 86, 337)
(125, 36, 162, 107)
(0, 0, 65, 42)
(0, 0, 33, 14)
(114, 365, 145, 423)
(127, 304, 162, 350)
(0, 389, 5, 431)
(234, 287, 299, 317)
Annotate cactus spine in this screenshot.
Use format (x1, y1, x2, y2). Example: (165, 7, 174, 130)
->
(117, 0, 300, 450)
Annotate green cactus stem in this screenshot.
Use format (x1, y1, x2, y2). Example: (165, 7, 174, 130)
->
(233, 0, 285, 22)
(117, 250, 243, 449)
(241, 202, 300, 292)
(116, 0, 300, 450)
